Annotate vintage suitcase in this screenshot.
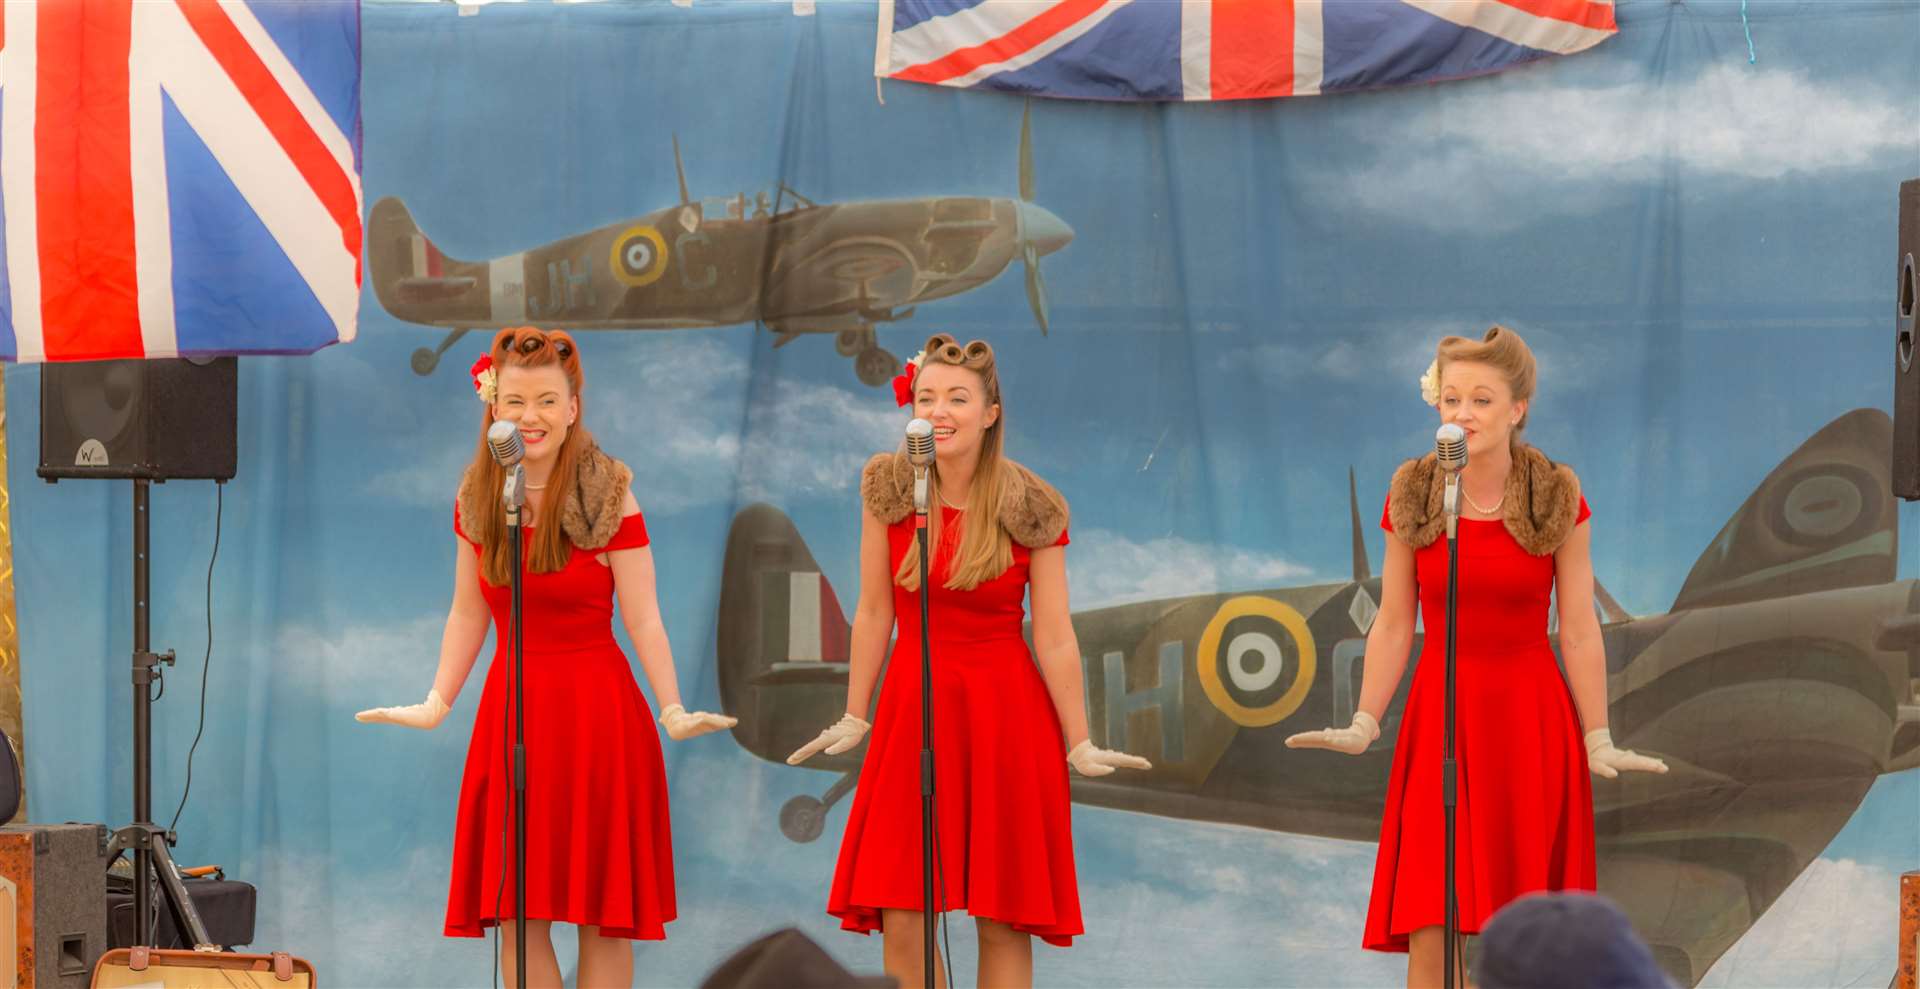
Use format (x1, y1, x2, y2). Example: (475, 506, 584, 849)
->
(91, 947, 313, 989)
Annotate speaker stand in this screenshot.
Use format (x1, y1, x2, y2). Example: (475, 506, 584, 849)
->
(101, 479, 214, 949)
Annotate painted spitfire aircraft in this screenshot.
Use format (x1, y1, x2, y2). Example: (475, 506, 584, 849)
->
(711, 409, 1919, 987)
(367, 107, 1069, 387)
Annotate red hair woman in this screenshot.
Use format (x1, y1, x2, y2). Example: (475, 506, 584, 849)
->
(357, 327, 735, 988)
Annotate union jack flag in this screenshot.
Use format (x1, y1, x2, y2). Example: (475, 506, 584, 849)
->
(876, 0, 1617, 102)
(0, 0, 361, 364)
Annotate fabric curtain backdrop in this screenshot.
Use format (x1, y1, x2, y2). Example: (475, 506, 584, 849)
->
(6, 1, 1916, 985)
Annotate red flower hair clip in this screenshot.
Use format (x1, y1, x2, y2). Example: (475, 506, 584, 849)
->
(891, 349, 927, 408)
(470, 353, 497, 403)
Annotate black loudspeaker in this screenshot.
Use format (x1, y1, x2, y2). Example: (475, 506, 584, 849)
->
(37, 357, 237, 481)
(0, 824, 110, 988)
(1895, 178, 1920, 499)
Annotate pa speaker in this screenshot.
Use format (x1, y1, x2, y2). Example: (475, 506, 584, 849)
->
(0, 824, 110, 989)
(1895, 179, 1920, 499)
(37, 357, 237, 482)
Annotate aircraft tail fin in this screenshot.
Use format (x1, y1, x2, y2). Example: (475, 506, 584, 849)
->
(716, 503, 858, 767)
(672, 135, 691, 207)
(1348, 467, 1371, 583)
(1670, 408, 1896, 612)
(367, 197, 479, 315)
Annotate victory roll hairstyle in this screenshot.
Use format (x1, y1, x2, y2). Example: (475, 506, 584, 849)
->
(1436, 324, 1538, 435)
(457, 326, 591, 586)
(896, 334, 1016, 592)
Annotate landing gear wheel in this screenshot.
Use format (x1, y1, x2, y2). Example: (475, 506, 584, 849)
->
(835, 326, 876, 357)
(856, 346, 899, 388)
(410, 347, 440, 376)
(779, 794, 827, 843)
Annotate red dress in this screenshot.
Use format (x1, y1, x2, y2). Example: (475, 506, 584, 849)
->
(1362, 494, 1596, 952)
(444, 504, 675, 940)
(827, 508, 1082, 946)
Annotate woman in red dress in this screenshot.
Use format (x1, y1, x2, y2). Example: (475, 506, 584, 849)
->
(787, 334, 1150, 988)
(1287, 326, 1667, 988)
(356, 327, 735, 988)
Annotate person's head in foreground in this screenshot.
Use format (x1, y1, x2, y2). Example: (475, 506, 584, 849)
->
(1472, 891, 1675, 989)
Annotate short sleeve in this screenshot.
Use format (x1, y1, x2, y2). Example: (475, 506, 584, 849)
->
(453, 501, 478, 547)
(1380, 493, 1395, 533)
(1576, 494, 1591, 525)
(604, 510, 650, 551)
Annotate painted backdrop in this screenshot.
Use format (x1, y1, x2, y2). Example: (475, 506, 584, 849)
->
(8, 1, 1919, 986)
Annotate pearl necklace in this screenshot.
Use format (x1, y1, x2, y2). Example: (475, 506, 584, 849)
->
(1462, 487, 1505, 515)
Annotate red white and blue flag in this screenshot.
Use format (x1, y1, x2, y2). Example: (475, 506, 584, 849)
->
(0, 0, 361, 364)
(876, 0, 1617, 102)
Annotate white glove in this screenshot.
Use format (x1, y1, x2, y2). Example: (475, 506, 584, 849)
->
(1585, 728, 1667, 778)
(1066, 739, 1152, 777)
(658, 704, 738, 741)
(1284, 711, 1380, 755)
(786, 714, 871, 764)
(354, 689, 451, 730)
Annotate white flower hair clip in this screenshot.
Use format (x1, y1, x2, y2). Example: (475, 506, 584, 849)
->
(1419, 359, 1440, 407)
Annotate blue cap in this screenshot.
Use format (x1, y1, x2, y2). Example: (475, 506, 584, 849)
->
(1473, 892, 1674, 989)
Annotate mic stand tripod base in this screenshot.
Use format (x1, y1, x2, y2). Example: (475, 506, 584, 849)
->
(107, 824, 216, 950)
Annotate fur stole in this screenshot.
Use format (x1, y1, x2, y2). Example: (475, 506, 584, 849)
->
(1386, 444, 1581, 556)
(457, 442, 632, 551)
(860, 450, 1069, 549)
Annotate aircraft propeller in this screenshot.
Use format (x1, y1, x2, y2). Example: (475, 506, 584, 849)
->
(1014, 100, 1072, 337)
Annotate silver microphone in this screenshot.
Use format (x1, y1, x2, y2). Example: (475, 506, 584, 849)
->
(906, 418, 935, 467)
(487, 420, 525, 467)
(1435, 423, 1466, 537)
(488, 420, 528, 514)
(906, 418, 935, 515)
(1435, 423, 1468, 472)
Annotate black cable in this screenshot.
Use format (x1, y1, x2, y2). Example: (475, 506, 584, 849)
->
(168, 482, 221, 833)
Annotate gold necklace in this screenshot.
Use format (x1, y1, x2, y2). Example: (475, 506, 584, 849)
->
(938, 489, 967, 510)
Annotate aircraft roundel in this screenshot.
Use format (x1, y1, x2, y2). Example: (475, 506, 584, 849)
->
(1196, 596, 1317, 728)
(609, 225, 669, 287)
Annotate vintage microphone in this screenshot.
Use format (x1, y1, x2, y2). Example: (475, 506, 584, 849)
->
(1435, 422, 1467, 989)
(487, 419, 529, 989)
(904, 417, 938, 989)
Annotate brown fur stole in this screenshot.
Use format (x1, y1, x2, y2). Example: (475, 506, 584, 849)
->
(457, 442, 632, 550)
(1386, 444, 1581, 556)
(860, 450, 1069, 549)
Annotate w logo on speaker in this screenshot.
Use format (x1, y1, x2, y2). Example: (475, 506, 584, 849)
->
(0, 0, 362, 364)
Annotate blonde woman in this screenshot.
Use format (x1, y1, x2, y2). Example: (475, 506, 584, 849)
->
(788, 334, 1149, 988)
(1286, 326, 1666, 988)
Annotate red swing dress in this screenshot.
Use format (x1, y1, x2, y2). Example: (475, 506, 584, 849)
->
(1362, 493, 1597, 951)
(443, 503, 676, 940)
(827, 507, 1083, 946)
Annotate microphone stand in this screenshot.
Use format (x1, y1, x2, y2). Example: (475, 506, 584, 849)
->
(913, 462, 936, 989)
(502, 465, 528, 989)
(1441, 467, 1461, 989)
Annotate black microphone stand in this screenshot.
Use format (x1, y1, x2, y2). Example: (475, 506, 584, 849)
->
(502, 465, 528, 989)
(913, 461, 937, 989)
(1441, 467, 1461, 989)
